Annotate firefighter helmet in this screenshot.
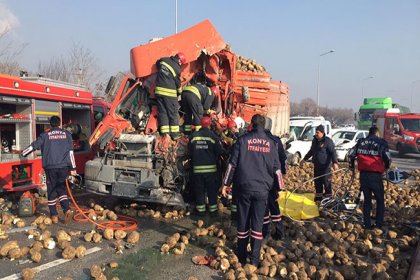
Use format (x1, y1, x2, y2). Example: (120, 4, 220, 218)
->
(200, 116, 212, 128)
(211, 86, 220, 96)
(177, 52, 187, 64)
(227, 119, 237, 129)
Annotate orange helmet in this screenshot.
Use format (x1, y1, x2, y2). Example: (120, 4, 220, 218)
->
(177, 52, 187, 64)
(211, 86, 220, 97)
(200, 116, 212, 128)
(227, 119, 237, 129)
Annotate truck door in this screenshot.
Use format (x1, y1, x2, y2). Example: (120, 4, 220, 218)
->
(388, 117, 400, 150)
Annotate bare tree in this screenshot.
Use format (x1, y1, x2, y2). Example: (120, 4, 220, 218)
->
(37, 42, 105, 92)
(0, 28, 27, 75)
(37, 56, 70, 81)
(291, 98, 354, 126)
(291, 98, 317, 116)
(68, 42, 105, 90)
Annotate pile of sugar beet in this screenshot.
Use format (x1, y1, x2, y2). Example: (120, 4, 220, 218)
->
(110, 163, 420, 280)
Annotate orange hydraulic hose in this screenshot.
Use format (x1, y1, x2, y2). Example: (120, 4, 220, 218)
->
(65, 179, 138, 231)
(37, 180, 138, 231)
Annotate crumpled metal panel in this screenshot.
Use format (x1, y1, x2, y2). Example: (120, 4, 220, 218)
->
(130, 20, 226, 78)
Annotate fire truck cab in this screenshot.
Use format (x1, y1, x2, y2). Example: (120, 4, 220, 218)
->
(373, 109, 420, 155)
(0, 74, 109, 193)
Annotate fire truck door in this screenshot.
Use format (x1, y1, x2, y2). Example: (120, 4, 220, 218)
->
(387, 117, 400, 150)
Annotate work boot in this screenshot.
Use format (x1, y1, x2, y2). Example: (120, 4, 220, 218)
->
(51, 215, 59, 224)
(64, 210, 74, 224)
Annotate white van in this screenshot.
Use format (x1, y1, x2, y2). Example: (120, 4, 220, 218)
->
(286, 117, 332, 165)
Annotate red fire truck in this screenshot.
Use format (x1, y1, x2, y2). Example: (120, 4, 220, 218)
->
(373, 109, 420, 155)
(0, 74, 109, 193)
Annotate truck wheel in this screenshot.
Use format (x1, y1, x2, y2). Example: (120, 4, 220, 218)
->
(397, 144, 405, 157)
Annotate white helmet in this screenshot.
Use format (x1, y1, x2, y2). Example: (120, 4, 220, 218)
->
(234, 117, 245, 129)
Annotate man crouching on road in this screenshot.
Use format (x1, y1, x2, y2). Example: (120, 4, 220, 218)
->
(21, 116, 76, 224)
(221, 114, 282, 266)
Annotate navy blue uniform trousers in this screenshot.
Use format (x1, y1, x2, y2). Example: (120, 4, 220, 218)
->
(193, 173, 218, 213)
(236, 190, 268, 265)
(262, 189, 283, 237)
(360, 172, 384, 228)
(314, 164, 332, 201)
(45, 168, 70, 216)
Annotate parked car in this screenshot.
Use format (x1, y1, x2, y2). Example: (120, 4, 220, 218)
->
(286, 118, 332, 165)
(332, 129, 368, 161)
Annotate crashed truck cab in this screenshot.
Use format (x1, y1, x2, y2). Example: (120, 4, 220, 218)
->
(84, 21, 227, 209)
(84, 20, 289, 209)
(85, 73, 189, 208)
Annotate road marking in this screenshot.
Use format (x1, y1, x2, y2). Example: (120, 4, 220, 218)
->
(0, 246, 102, 280)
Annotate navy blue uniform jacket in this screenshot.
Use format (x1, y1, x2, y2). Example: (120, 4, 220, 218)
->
(21, 127, 76, 170)
(303, 136, 337, 167)
(223, 128, 282, 193)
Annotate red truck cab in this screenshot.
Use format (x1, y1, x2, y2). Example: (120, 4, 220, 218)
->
(373, 110, 420, 155)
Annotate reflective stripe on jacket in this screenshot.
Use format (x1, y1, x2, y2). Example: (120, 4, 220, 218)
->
(154, 56, 182, 97)
(182, 83, 214, 111)
(188, 127, 222, 174)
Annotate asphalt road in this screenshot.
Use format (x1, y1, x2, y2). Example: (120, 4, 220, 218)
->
(0, 192, 227, 280)
(390, 151, 420, 173)
(0, 151, 418, 280)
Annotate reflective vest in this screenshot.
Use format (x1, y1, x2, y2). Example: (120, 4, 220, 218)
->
(182, 83, 214, 112)
(188, 127, 222, 174)
(154, 56, 182, 98)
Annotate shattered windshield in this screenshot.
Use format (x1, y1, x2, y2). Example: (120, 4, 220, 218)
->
(333, 131, 356, 141)
(116, 84, 149, 120)
(289, 126, 304, 139)
(301, 126, 316, 140)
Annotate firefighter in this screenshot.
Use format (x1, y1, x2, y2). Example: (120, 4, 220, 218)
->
(349, 126, 390, 230)
(188, 116, 222, 216)
(263, 117, 287, 240)
(222, 114, 282, 266)
(300, 125, 339, 202)
(21, 116, 76, 224)
(154, 52, 187, 140)
(181, 83, 218, 134)
(222, 119, 242, 145)
(222, 118, 246, 221)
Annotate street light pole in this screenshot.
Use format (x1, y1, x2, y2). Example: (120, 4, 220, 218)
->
(175, 0, 178, 33)
(411, 79, 420, 111)
(316, 49, 335, 116)
(361, 76, 374, 100)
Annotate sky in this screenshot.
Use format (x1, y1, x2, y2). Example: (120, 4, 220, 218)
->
(1, 0, 419, 112)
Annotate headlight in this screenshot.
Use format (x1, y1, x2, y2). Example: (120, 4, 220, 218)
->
(403, 134, 414, 141)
